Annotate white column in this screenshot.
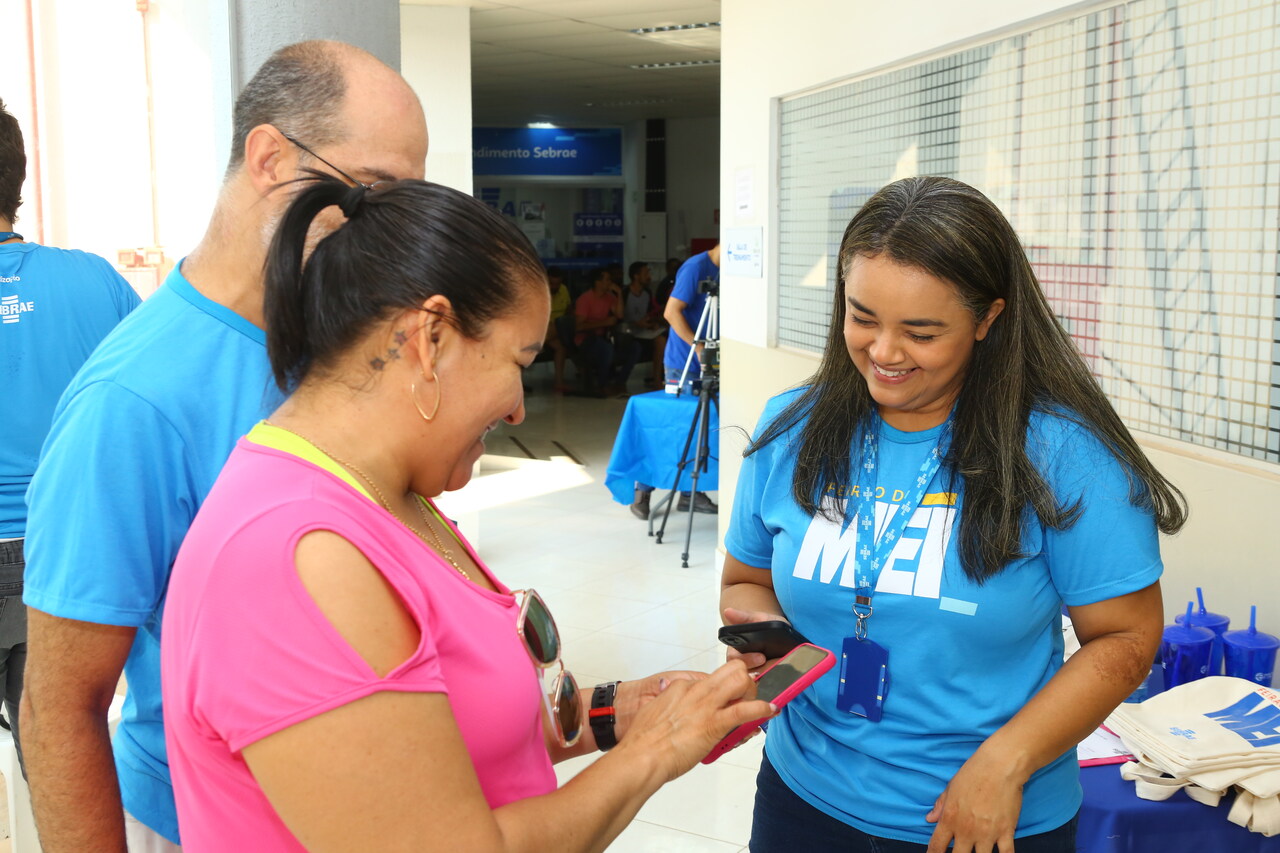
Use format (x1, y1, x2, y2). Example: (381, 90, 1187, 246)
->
(400, 5, 473, 193)
(235, 0, 401, 82)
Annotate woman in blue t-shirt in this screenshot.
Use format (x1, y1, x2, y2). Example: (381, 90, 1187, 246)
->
(722, 176, 1187, 853)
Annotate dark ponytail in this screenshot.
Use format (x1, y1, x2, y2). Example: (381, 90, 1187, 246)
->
(263, 174, 545, 392)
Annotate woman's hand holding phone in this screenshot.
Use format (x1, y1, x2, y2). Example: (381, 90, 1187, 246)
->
(701, 644, 836, 764)
(608, 660, 776, 785)
(721, 607, 795, 672)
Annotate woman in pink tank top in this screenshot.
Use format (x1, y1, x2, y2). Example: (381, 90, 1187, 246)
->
(161, 174, 773, 852)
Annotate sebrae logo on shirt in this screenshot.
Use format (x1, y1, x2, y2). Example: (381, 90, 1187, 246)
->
(0, 292, 34, 324)
(792, 489, 980, 616)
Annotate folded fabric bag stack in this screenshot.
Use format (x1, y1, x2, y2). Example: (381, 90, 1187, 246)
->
(1106, 675, 1280, 837)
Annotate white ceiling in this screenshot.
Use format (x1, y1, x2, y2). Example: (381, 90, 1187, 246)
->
(403, 0, 722, 125)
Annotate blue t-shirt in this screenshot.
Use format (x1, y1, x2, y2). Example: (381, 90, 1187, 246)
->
(24, 264, 283, 843)
(0, 242, 140, 537)
(663, 251, 719, 373)
(725, 389, 1163, 844)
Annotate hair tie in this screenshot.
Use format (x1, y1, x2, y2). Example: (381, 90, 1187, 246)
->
(338, 182, 367, 219)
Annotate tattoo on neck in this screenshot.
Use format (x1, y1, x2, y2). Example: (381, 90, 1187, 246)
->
(370, 330, 412, 370)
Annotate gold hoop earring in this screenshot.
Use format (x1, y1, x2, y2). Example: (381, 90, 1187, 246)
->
(411, 370, 442, 422)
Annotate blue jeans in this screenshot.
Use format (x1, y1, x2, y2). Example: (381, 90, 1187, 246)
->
(576, 334, 614, 388)
(0, 539, 27, 774)
(750, 752, 1079, 852)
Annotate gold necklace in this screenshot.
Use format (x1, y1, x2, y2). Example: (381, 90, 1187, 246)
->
(265, 422, 470, 579)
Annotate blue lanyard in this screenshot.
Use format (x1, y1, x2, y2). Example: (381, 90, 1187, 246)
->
(0, 232, 22, 242)
(850, 411, 951, 639)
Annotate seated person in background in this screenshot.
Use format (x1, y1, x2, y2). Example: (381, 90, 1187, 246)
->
(543, 266, 570, 392)
(573, 267, 623, 396)
(617, 261, 666, 390)
(160, 175, 772, 852)
(606, 261, 625, 293)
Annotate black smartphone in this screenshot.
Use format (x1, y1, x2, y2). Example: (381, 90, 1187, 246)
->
(717, 620, 809, 659)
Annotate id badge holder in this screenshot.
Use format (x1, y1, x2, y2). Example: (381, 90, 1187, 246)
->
(836, 636, 889, 722)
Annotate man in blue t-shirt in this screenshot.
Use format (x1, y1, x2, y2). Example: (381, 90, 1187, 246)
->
(628, 246, 722, 520)
(21, 41, 428, 851)
(0, 99, 140, 774)
(662, 244, 720, 385)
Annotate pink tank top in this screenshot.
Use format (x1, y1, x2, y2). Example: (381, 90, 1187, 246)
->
(162, 436, 556, 850)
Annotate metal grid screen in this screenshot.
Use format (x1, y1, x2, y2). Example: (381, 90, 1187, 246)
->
(777, 0, 1280, 463)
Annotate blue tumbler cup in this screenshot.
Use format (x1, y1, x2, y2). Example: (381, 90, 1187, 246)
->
(1223, 606, 1279, 688)
(1161, 601, 1215, 689)
(1174, 587, 1230, 675)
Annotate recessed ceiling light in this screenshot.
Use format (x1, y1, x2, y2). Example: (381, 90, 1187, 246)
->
(629, 22, 720, 35)
(629, 21, 721, 50)
(629, 60, 720, 70)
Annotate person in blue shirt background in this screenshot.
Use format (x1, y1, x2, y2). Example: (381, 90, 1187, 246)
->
(20, 42, 428, 852)
(0, 98, 140, 773)
(629, 245, 721, 520)
(662, 243, 719, 390)
(721, 177, 1188, 853)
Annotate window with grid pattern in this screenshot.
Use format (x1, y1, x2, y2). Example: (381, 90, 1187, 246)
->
(777, 0, 1280, 464)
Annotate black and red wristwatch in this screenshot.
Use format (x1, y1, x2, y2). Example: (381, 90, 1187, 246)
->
(589, 681, 620, 751)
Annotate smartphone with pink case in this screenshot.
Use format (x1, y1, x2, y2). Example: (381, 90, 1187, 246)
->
(701, 643, 836, 764)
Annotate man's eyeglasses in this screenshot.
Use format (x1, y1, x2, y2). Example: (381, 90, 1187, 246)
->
(513, 588, 582, 748)
(281, 132, 371, 190)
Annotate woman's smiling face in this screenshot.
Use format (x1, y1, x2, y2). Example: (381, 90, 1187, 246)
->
(843, 254, 1004, 432)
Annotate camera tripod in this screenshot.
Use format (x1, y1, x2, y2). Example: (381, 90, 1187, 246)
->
(651, 289, 719, 568)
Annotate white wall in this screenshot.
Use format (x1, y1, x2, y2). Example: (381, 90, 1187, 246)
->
(150, 0, 235, 257)
(1, 2, 43, 242)
(238, 0, 401, 79)
(400, 5, 472, 193)
(12, 0, 412, 271)
(666, 116, 720, 258)
(18, 1, 167, 261)
(718, 0, 1280, 624)
(1141, 442, 1280, 623)
(11, 0, 380, 267)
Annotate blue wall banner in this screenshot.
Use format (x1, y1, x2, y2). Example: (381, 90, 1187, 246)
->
(473, 127, 622, 177)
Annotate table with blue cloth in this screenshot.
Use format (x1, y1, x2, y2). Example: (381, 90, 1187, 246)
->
(605, 390, 719, 504)
(1079, 763, 1279, 852)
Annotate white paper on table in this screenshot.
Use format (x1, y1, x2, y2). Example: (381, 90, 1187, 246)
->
(1078, 725, 1135, 766)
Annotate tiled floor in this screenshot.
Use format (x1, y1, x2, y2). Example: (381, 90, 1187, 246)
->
(438, 374, 762, 853)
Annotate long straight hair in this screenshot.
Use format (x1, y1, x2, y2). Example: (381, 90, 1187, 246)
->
(751, 176, 1186, 582)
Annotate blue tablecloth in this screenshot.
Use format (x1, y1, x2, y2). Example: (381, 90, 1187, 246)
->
(1079, 764, 1279, 852)
(605, 390, 719, 504)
